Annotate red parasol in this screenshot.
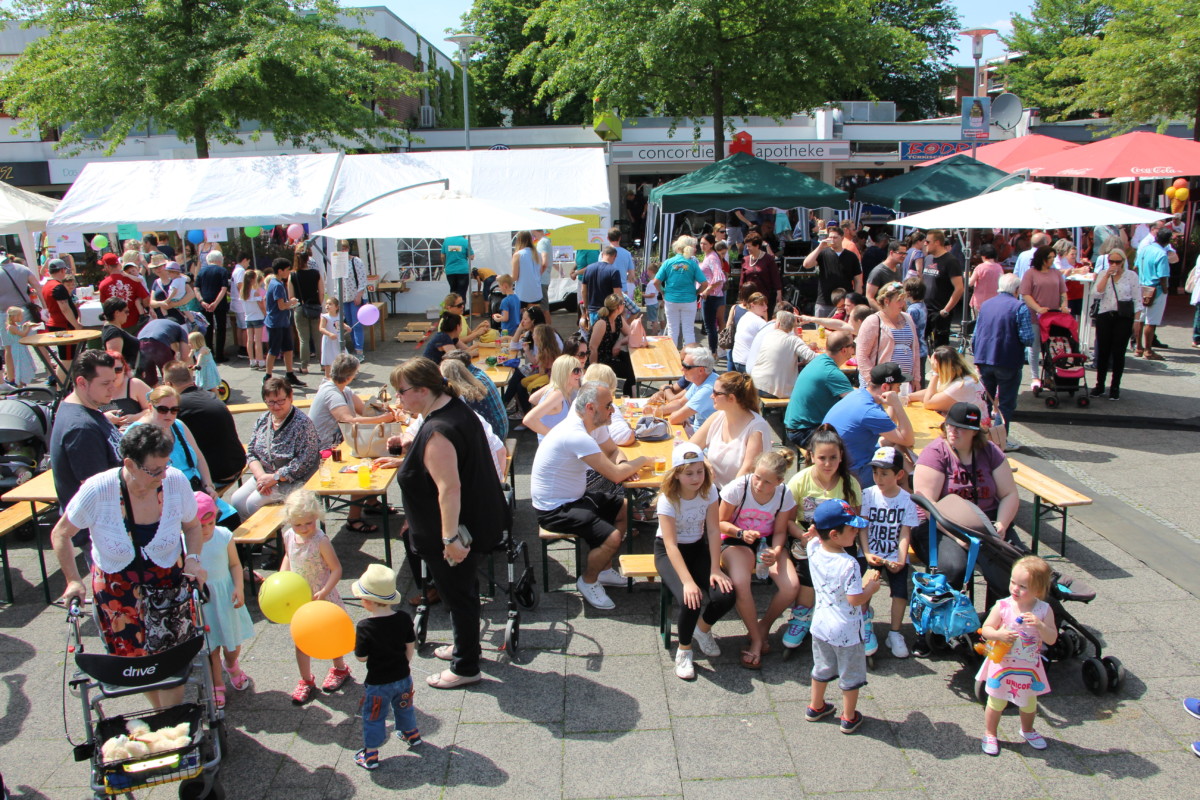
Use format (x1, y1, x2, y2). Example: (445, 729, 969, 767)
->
(1013, 131, 1200, 179)
(918, 134, 1078, 171)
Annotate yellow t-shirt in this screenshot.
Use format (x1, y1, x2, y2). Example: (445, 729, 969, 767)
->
(786, 467, 862, 526)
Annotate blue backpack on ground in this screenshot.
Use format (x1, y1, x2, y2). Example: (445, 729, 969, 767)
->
(909, 513, 981, 642)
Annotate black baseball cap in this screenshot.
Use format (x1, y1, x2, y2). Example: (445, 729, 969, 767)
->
(869, 446, 904, 471)
(869, 362, 910, 386)
(946, 402, 983, 430)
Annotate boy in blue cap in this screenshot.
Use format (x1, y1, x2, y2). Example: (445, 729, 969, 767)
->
(805, 499, 881, 734)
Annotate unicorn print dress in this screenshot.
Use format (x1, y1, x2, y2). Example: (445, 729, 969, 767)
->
(975, 596, 1051, 706)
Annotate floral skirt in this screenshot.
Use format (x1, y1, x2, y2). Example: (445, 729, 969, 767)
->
(92, 562, 185, 657)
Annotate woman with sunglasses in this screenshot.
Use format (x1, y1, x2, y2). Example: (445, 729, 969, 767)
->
(855, 282, 921, 392)
(51, 424, 205, 707)
(100, 348, 152, 428)
(441, 293, 490, 346)
(1090, 250, 1140, 400)
(523, 354, 584, 441)
(128, 386, 225, 507)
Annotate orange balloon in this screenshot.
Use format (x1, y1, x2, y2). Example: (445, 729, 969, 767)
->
(1166, 186, 1177, 199)
(1173, 178, 1189, 189)
(1175, 187, 1190, 202)
(290, 600, 355, 660)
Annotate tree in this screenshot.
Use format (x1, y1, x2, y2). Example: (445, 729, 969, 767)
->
(997, 0, 1113, 121)
(463, 0, 589, 127)
(1064, 0, 1200, 140)
(0, 0, 426, 158)
(515, 0, 930, 161)
(853, 0, 961, 120)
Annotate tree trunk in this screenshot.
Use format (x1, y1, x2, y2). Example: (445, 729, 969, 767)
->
(712, 69, 725, 163)
(1193, 76, 1200, 142)
(193, 119, 210, 159)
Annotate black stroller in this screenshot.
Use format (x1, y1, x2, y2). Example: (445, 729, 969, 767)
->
(1033, 311, 1090, 408)
(64, 587, 225, 799)
(912, 494, 1123, 697)
(0, 389, 54, 495)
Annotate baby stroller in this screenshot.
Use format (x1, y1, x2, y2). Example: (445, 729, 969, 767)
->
(412, 481, 538, 661)
(912, 494, 1123, 697)
(1033, 311, 1090, 408)
(0, 390, 53, 494)
(64, 587, 225, 799)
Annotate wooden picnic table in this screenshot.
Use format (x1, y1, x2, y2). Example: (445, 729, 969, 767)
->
(473, 342, 513, 388)
(2, 469, 60, 603)
(21, 328, 101, 381)
(629, 337, 684, 396)
(304, 441, 400, 566)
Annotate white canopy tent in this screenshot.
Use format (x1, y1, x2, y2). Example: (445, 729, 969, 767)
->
(0, 181, 59, 264)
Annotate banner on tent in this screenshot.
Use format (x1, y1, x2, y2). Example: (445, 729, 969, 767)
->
(611, 141, 849, 165)
(901, 142, 973, 162)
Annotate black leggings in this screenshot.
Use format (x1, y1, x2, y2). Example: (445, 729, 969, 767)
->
(653, 537, 736, 646)
(1093, 313, 1134, 390)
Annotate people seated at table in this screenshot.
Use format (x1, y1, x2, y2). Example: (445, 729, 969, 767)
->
(230, 376, 320, 518)
(749, 309, 816, 399)
(784, 331, 856, 449)
(582, 364, 636, 446)
(532, 383, 650, 610)
(440, 292, 491, 345)
(645, 345, 719, 430)
(524, 354, 583, 440)
(587, 293, 635, 397)
(51, 424, 204, 708)
(821, 362, 914, 489)
(731, 293, 769, 373)
(163, 361, 246, 485)
(50, 350, 123, 536)
(908, 346, 987, 415)
(441, 350, 508, 440)
(99, 349, 152, 428)
(718, 449, 799, 669)
(502, 307, 558, 416)
(855, 282, 920, 391)
(690, 371, 773, 489)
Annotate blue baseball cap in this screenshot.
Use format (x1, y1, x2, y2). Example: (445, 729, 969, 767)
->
(813, 499, 868, 531)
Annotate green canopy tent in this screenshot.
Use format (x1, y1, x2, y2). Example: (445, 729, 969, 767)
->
(854, 154, 1020, 213)
(644, 152, 848, 259)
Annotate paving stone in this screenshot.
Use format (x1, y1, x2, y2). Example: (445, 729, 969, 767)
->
(564, 653, 670, 733)
(671, 714, 792, 780)
(563, 729, 680, 798)
(442, 722, 562, 799)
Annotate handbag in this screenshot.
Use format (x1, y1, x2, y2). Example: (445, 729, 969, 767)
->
(300, 302, 322, 320)
(627, 317, 647, 348)
(633, 416, 671, 441)
(908, 514, 981, 642)
(1, 264, 44, 323)
(338, 421, 392, 458)
(717, 309, 736, 350)
(1141, 284, 1158, 306)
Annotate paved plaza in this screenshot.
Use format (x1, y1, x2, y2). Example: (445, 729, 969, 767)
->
(1, 299, 1199, 799)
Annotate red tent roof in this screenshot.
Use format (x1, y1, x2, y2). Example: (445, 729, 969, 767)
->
(919, 134, 1078, 171)
(1015, 131, 1200, 179)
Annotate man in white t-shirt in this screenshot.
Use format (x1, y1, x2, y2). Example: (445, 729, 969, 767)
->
(229, 252, 249, 358)
(531, 383, 650, 610)
(749, 308, 815, 398)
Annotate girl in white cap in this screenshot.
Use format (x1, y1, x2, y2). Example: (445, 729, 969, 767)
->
(654, 442, 735, 680)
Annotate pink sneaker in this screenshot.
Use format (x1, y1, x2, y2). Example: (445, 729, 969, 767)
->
(322, 666, 351, 693)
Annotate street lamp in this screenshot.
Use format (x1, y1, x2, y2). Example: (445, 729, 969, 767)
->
(958, 28, 999, 99)
(445, 33, 483, 150)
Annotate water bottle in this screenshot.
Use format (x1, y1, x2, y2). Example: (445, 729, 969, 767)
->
(755, 538, 769, 580)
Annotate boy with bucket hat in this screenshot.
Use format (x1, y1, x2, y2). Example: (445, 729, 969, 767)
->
(352, 564, 420, 770)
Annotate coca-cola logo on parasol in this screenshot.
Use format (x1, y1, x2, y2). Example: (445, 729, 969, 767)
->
(1130, 166, 1183, 175)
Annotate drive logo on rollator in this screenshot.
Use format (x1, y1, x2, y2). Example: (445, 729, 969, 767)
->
(122, 665, 157, 678)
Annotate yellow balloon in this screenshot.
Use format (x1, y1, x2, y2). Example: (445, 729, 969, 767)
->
(291, 600, 355, 660)
(258, 571, 312, 624)
(1166, 186, 1177, 199)
(1176, 187, 1190, 202)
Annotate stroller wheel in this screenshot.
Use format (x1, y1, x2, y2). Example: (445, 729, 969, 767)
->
(414, 606, 429, 647)
(513, 569, 539, 611)
(974, 678, 988, 705)
(504, 614, 521, 661)
(1101, 656, 1125, 692)
(1032, 384, 1041, 397)
(217, 380, 232, 403)
(1045, 396, 1059, 408)
(1077, 395, 1090, 408)
(179, 774, 225, 800)
(924, 631, 950, 653)
(1081, 657, 1109, 695)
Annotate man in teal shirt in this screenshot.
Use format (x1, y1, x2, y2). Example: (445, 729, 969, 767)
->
(1134, 227, 1171, 361)
(784, 330, 855, 448)
(441, 235, 474, 299)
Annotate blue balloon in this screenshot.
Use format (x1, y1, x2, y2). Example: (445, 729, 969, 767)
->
(186, 229, 205, 244)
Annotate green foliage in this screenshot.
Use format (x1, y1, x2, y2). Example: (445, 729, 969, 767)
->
(1064, 0, 1200, 137)
(997, 0, 1113, 121)
(0, 0, 427, 157)
(464, 0, 588, 126)
(853, 0, 961, 120)
(512, 0, 931, 160)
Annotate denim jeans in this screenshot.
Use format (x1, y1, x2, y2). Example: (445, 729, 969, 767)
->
(702, 295, 724, 352)
(360, 675, 418, 750)
(343, 300, 364, 353)
(1193, 304, 1200, 345)
(977, 363, 1021, 434)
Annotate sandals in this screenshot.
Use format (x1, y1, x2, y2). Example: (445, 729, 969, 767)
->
(363, 501, 395, 517)
(426, 669, 481, 689)
(214, 685, 226, 710)
(291, 676, 317, 705)
(322, 666, 351, 693)
(346, 518, 379, 534)
(739, 649, 762, 670)
(354, 748, 380, 770)
(225, 661, 251, 691)
(434, 644, 454, 661)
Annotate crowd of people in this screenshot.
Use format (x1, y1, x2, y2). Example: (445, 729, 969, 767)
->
(26, 211, 1198, 774)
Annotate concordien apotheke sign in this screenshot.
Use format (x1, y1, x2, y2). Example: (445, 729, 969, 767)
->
(611, 141, 851, 164)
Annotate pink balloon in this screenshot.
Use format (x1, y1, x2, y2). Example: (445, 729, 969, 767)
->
(286, 223, 305, 241)
(356, 303, 380, 327)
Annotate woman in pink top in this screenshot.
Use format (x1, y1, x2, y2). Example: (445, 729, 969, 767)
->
(699, 234, 727, 352)
(968, 244, 1004, 313)
(1018, 246, 1067, 391)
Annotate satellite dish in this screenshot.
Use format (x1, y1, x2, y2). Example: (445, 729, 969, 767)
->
(992, 93, 1023, 131)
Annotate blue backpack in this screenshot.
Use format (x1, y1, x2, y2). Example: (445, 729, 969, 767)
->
(909, 514, 981, 641)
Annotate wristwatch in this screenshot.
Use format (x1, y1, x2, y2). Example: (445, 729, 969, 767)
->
(442, 534, 461, 546)
(185, 554, 201, 564)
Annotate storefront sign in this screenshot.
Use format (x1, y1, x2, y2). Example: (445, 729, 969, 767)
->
(961, 97, 991, 141)
(901, 142, 973, 161)
(0, 161, 50, 186)
(610, 140, 850, 164)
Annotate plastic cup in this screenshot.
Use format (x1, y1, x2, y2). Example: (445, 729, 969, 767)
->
(357, 461, 371, 489)
(654, 455, 667, 475)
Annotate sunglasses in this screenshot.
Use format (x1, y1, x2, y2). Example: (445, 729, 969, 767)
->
(712, 389, 731, 397)
(1108, 258, 1123, 264)
(571, 367, 583, 375)
(153, 405, 179, 415)
(135, 461, 168, 479)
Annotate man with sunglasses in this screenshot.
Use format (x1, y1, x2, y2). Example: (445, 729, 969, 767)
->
(653, 346, 719, 430)
(49, 350, 123, 547)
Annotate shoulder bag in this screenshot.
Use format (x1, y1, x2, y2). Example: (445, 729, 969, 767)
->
(2, 264, 45, 323)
